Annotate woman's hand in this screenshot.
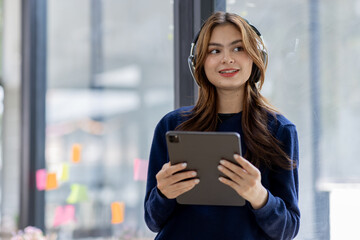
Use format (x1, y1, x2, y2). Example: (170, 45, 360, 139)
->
(156, 162, 200, 199)
(218, 154, 268, 209)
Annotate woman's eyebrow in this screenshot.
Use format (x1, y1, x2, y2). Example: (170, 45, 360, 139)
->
(208, 39, 243, 47)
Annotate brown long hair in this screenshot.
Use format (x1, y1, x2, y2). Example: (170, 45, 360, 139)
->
(176, 12, 295, 170)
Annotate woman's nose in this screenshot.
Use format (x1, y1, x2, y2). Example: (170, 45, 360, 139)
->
(221, 53, 235, 64)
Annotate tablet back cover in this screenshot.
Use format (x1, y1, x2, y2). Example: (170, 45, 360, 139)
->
(166, 131, 245, 206)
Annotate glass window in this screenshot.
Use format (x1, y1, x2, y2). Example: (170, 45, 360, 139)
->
(219, 0, 360, 239)
(45, 0, 173, 238)
(0, 0, 22, 235)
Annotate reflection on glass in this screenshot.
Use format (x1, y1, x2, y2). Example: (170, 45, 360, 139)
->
(46, 0, 173, 239)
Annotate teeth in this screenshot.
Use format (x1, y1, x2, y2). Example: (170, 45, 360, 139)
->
(220, 70, 238, 73)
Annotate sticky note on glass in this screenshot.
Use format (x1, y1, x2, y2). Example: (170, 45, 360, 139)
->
(67, 184, 88, 204)
(46, 172, 58, 190)
(72, 144, 82, 163)
(111, 202, 125, 224)
(53, 206, 64, 227)
(53, 205, 76, 227)
(63, 205, 75, 223)
(133, 158, 149, 181)
(60, 163, 69, 181)
(36, 169, 47, 191)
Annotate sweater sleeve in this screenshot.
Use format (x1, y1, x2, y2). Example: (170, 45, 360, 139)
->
(144, 119, 177, 232)
(251, 124, 300, 240)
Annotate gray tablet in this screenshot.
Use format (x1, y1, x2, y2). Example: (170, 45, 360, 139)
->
(166, 131, 245, 206)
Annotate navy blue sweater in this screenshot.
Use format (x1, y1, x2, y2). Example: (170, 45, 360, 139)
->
(144, 106, 300, 240)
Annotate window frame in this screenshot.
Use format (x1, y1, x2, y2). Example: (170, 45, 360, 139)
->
(20, 0, 47, 231)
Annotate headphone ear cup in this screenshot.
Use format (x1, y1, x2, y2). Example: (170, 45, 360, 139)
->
(261, 50, 268, 66)
(251, 63, 261, 83)
(188, 36, 199, 85)
(250, 50, 268, 84)
(188, 55, 197, 85)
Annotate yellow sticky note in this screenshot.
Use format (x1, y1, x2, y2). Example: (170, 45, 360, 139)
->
(72, 144, 82, 163)
(167, 33, 173, 41)
(67, 184, 88, 204)
(111, 202, 125, 224)
(60, 163, 69, 181)
(46, 173, 58, 190)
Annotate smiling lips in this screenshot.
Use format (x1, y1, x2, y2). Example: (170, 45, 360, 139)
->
(218, 68, 240, 77)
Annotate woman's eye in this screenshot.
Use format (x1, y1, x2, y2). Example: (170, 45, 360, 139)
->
(209, 49, 219, 54)
(234, 47, 244, 52)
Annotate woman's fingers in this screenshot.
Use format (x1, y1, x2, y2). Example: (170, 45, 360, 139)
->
(219, 155, 260, 181)
(218, 176, 241, 191)
(157, 163, 196, 185)
(233, 154, 260, 177)
(156, 162, 199, 199)
(169, 170, 197, 184)
(159, 177, 200, 199)
(159, 169, 197, 188)
(157, 162, 187, 179)
(218, 155, 266, 205)
(218, 164, 243, 183)
(166, 179, 200, 199)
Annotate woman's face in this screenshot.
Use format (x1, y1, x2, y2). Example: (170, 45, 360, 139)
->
(204, 23, 253, 92)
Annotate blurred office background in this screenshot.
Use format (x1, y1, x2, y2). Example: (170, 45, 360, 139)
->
(0, 0, 359, 239)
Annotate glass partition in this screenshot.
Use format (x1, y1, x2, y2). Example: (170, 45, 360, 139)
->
(45, 0, 173, 238)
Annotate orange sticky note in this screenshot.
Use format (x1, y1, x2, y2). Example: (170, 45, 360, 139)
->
(72, 144, 82, 163)
(46, 173, 58, 190)
(111, 202, 125, 224)
(133, 158, 149, 181)
(36, 169, 47, 191)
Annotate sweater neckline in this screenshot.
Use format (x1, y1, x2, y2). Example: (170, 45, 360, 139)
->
(217, 112, 242, 122)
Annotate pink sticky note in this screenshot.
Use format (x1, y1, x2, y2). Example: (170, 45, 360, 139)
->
(53, 205, 76, 227)
(36, 169, 47, 191)
(63, 205, 76, 224)
(134, 158, 149, 181)
(53, 206, 64, 227)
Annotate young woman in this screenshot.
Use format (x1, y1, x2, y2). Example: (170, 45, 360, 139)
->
(144, 12, 300, 240)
